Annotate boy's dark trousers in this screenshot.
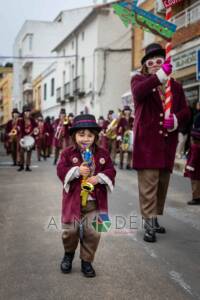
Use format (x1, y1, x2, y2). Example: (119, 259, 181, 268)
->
(62, 201, 101, 262)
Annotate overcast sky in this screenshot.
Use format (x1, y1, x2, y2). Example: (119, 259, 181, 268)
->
(0, 0, 97, 57)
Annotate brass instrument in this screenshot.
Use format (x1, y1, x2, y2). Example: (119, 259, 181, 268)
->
(106, 118, 118, 139)
(33, 127, 40, 136)
(63, 116, 68, 125)
(9, 128, 17, 137)
(121, 130, 134, 152)
(80, 146, 94, 207)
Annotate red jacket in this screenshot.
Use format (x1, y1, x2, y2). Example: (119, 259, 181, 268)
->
(184, 143, 200, 180)
(131, 74, 190, 172)
(19, 117, 37, 138)
(117, 116, 134, 136)
(53, 118, 69, 148)
(57, 146, 116, 223)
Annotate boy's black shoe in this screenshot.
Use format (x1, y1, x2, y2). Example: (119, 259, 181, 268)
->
(60, 252, 75, 274)
(143, 218, 156, 243)
(187, 198, 200, 205)
(17, 165, 24, 172)
(153, 217, 166, 234)
(81, 260, 96, 278)
(25, 166, 32, 172)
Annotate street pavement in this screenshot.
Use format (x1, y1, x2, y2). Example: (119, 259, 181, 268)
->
(0, 146, 200, 300)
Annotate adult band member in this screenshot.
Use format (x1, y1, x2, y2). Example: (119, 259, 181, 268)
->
(53, 108, 68, 165)
(4, 108, 21, 166)
(184, 113, 200, 205)
(18, 106, 37, 172)
(117, 106, 134, 169)
(44, 116, 54, 158)
(105, 110, 118, 165)
(34, 116, 48, 161)
(98, 116, 108, 150)
(131, 43, 190, 242)
(65, 113, 74, 147)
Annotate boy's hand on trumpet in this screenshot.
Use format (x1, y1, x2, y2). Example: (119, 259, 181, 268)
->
(79, 163, 90, 177)
(86, 176, 99, 186)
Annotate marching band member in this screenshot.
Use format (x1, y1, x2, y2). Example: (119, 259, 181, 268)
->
(18, 106, 37, 172)
(44, 116, 54, 158)
(184, 113, 200, 205)
(57, 114, 116, 277)
(34, 116, 48, 161)
(104, 110, 118, 165)
(98, 116, 108, 150)
(117, 106, 134, 169)
(65, 113, 74, 147)
(131, 43, 190, 242)
(4, 108, 21, 166)
(53, 108, 68, 165)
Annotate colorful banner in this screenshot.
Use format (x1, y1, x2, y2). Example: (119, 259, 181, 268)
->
(112, 2, 177, 41)
(162, 0, 183, 9)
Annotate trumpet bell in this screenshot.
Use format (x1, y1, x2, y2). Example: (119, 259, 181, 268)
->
(81, 181, 94, 192)
(10, 129, 17, 136)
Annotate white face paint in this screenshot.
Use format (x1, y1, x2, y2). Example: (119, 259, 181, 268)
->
(145, 56, 165, 75)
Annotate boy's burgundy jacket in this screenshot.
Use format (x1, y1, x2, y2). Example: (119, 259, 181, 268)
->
(57, 145, 116, 223)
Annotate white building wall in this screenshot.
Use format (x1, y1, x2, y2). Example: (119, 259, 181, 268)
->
(13, 7, 93, 112)
(95, 8, 131, 117)
(53, 6, 131, 119)
(41, 62, 61, 118)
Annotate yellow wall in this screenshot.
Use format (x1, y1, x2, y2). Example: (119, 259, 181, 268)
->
(33, 75, 42, 111)
(0, 72, 13, 126)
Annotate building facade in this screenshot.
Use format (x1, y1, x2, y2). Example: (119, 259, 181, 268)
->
(171, 0, 200, 107)
(51, 4, 132, 118)
(13, 7, 93, 113)
(131, 0, 200, 109)
(0, 71, 13, 127)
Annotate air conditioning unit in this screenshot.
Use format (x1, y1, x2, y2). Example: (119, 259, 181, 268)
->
(155, 0, 165, 14)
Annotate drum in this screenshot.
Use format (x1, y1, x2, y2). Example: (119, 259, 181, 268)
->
(20, 135, 35, 151)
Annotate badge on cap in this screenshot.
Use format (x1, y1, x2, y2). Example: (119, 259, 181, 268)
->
(72, 157, 78, 164)
(99, 158, 105, 165)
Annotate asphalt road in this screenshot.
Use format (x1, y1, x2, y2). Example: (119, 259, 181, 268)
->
(0, 148, 200, 300)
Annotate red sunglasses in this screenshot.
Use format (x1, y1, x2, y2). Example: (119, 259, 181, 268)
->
(146, 57, 165, 68)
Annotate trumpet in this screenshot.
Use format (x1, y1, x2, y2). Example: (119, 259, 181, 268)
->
(33, 127, 40, 136)
(9, 128, 17, 136)
(106, 118, 118, 139)
(63, 117, 68, 125)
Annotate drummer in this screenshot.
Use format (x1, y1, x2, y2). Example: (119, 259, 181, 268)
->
(18, 106, 37, 172)
(117, 106, 134, 169)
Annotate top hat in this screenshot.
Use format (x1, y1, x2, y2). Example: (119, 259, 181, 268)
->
(108, 110, 114, 115)
(141, 43, 166, 65)
(60, 108, 66, 115)
(123, 106, 132, 112)
(12, 108, 20, 114)
(69, 114, 101, 135)
(23, 106, 31, 112)
(68, 113, 74, 118)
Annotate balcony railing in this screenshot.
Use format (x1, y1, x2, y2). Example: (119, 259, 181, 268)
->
(171, 0, 200, 29)
(73, 76, 85, 96)
(56, 87, 61, 103)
